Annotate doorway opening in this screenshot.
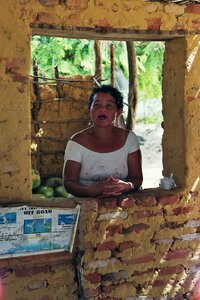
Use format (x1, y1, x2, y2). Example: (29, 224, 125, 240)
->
(30, 36, 164, 189)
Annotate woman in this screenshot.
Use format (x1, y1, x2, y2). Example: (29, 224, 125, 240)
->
(63, 85, 143, 197)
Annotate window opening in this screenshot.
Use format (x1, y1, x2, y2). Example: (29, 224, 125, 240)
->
(30, 36, 164, 191)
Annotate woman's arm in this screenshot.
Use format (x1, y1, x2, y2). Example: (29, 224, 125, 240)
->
(63, 160, 111, 197)
(101, 150, 143, 197)
(127, 149, 143, 190)
(63, 150, 143, 197)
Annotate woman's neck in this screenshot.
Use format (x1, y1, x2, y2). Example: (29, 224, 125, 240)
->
(91, 125, 117, 140)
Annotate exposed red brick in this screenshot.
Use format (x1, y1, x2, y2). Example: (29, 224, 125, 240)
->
(193, 279, 200, 298)
(102, 198, 117, 209)
(173, 206, 192, 216)
(164, 249, 191, 260)
(151, 279, 166, 287)
(185, 4, 200, 14)
(187, 96, 196, 103)
(95, 18, 111, 29)
(66, 0, 88, 10)
(85, 272, 101, 283)
(192, 20, 200, 29)
(121, 253, 154, 264)
(125, 223, 149, 234)
(135, 195, 157, 207)
(67, 13, 81, 25)
(84, 200, 99, 212)
(5, 69, 28, 83)
(159, 265, 184, 276)
(118, 240, 140, 252)
(101, 270, 127, 282)
(157, 194, 179, 206)
(94, 0, 104, 7)
(180, 273, 195, 290)
(96, 240, 116, 251)
(118, 196, 136, 208)
(84, 287, 100, 297)
(147, 18, 162, 30)
(37, 12, 58, 23)
(134, 209, 162, 219)
(17, 85, 25, 93)
(106, 224, 122, 237)
(160, 221, 180, 230)
(102, 284, 115, 293)
(5, 58, 25, 69)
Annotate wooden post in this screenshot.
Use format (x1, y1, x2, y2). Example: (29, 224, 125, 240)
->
(54, 65, 63, 100)
(31, 60, 42, 172)
(110, 43, 115, 87)
(126, 41, 138, 130)
(94, 40, 102, 85)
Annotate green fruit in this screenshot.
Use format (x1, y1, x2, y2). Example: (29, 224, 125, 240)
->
(54, 186, 69, 198)
(32, 169, 41, 190)
(36, 185, 54, 198)
(45, 177, 62, 188)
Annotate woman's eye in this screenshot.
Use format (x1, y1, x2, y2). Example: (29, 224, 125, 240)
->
(93, 104, 100, 109)
(107, 104, 114, 109)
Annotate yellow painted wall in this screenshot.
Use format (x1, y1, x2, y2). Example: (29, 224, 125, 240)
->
(1, 2, 200, 299)
(1, 263, 77, 300)
(1, 1, 200, 198)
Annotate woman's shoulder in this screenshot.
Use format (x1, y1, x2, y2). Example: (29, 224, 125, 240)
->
(114, 126, 131, 137)
(71, 127, 92, 144)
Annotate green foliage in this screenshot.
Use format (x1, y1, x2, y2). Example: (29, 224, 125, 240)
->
(31, 36, 95, 77)
(135, 41, 165, 100)
(31, 36, 165, 117)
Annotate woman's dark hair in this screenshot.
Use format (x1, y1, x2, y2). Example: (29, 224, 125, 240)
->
(88, 85, 124, 109)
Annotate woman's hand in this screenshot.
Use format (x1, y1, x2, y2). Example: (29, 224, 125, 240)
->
(100, 176, 132, 197)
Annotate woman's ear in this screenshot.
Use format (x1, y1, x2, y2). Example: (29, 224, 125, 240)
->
(117, 108, 123, 117)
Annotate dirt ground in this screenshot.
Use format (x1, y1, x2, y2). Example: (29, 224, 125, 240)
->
(134, 123, 163, 189)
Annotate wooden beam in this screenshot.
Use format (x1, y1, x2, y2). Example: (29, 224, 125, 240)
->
(31, 25, 194, 41)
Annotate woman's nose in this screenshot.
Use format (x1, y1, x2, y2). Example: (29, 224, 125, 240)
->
(99, 105, 106, 111)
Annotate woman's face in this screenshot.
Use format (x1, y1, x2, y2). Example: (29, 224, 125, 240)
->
(89, 92, 122, 127)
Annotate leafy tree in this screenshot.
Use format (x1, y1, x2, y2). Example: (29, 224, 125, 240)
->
(31, 36, 165, 107)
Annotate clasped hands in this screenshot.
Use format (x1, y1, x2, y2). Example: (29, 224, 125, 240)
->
(92, 175, 133, 197)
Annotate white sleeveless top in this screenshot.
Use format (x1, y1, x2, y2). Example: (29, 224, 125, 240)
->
(63, 131, 140, 186)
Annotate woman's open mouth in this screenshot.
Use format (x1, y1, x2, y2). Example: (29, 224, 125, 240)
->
(98, 114, 107, 120)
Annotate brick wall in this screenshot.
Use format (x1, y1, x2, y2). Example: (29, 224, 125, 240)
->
(1, 190, 200, 299)
(76, 190, 200, 299)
